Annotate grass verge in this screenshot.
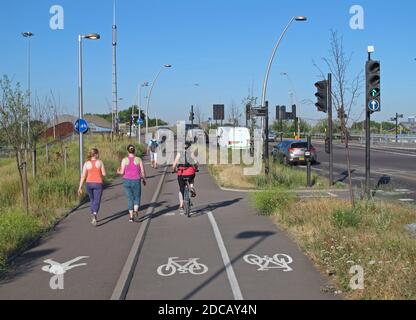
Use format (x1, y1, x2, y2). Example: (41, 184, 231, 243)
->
(251, 190, 416, 300)
(0, 136, 145, 273)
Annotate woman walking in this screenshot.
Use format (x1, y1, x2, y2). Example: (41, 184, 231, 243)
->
(117, 145, 147, 223)
(78, 148, 106, 226)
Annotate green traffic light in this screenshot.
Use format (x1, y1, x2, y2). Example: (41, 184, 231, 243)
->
(370, 88, 379, 97)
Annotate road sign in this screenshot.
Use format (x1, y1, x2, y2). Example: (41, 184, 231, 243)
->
(137, 118, 144, 125)
(252, 107, 267, 117)
(74, 119, 89, 134)
(368, 99, 380, 112)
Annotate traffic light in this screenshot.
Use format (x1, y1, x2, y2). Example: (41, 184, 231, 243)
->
(246, 104, 251, 121)
(366, 60, 381, 113)
(314, 80, 328, 113)
(189, 112, 195, 122)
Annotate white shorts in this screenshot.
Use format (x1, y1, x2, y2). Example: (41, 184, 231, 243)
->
(150, 152, 158, 163)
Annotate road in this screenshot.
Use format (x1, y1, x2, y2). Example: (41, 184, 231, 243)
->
(0, 155, 337, 300)
(312, 140, 416, 202)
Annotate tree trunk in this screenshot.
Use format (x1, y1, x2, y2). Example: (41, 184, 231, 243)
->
(345, 133, 356, 208)
(16, 151, 29, 214)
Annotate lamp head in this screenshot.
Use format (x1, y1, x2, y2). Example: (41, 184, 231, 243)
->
(295, 16, 307, 21)
(84, 33, 101, 40)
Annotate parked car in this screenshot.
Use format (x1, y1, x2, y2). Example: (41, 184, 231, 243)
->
(268, 130, 277, 142)
(272, 140, 317, 165)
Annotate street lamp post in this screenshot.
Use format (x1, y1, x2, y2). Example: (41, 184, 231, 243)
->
(146, 64, 172, 137)
(139, 82, 149, 144)
(78, 33, 100, 177)
(260, 16, 307, 175)
(22, 32, 34, 159)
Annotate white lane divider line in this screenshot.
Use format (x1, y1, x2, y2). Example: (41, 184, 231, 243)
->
(207, 211, 243, 301)
(327, 192, 338, 198)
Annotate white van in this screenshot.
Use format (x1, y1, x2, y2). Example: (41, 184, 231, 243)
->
(217, 127, 250, 149)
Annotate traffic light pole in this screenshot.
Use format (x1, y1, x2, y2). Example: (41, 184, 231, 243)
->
(328, 73, 334, 186)
(365, 52, 372, 198)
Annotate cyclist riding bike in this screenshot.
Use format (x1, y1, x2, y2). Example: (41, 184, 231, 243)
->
(172, 141, 199, 213)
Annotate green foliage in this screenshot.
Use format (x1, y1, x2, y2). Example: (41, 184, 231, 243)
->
(252, 189, 295, 216)
(0, 209, 42, 272)
(332, 206, 362, 229)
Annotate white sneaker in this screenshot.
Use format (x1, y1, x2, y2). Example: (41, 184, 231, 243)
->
(91, 215, 97, 227)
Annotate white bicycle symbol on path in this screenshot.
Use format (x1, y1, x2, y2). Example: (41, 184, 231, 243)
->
(244, 254, 293, 272)
(157, 257, 209, 277)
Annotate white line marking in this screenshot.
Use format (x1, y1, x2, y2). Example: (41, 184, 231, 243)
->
(111, 157, 171, 300)
(207, 211, 243, 301)
(399, 199, 415, 202)
(327, 192, 338, 198)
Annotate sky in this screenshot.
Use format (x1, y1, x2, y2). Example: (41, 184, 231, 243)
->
(0, 0, 415, 125)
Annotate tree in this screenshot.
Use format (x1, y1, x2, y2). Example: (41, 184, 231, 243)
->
(315, 30, 363, 207)
(29, 96, 51, 176)
(194, 106, 204, 125)
(228, 101, 243, 127)
(0, 75, 30, 213)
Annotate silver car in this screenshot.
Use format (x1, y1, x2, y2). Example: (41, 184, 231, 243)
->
(272, 140, 317, 165)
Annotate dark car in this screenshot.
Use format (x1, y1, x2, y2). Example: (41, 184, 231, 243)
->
(272, 140, 317, 165)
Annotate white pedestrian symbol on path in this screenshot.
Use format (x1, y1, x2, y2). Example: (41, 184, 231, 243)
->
(157, 257, 208, 277)
(42, 256, 89, 290)
(244, 254, 293, 272)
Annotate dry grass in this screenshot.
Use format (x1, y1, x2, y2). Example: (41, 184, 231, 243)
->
(266, 197, 416, 300)
(209, 165, 256, 189)
(0, 136, 145, 272)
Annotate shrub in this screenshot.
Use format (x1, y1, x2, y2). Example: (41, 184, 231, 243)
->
(331, 206, 362, 229)
(252, 189, 295, 216)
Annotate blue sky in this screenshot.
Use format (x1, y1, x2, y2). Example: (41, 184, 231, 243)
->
(1, 0, 415, 124)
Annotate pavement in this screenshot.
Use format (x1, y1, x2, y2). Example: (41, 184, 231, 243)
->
(0, 155, 337, 300)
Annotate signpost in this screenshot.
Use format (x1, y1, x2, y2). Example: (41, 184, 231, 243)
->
(75, 119, 89, 134)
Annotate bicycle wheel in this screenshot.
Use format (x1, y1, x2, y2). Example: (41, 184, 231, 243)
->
(189, 261, 208, 275)
(157, 264, 176, 277)
(273, 254, 293, 265)
(184, 186, 191, 218)
(243, 254, 263, 266)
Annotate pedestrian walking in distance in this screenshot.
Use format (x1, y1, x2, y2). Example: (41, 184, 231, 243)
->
(78, 148, 106, 227)
(117, 145, 147, 223)
(147, 135, 160, 169)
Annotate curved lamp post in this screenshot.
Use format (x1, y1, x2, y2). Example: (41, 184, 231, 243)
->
(78, 33, 100, 176)
(146, 64, 172, 136)
(260, 16, 306, 176)
(260, 16, 306, 108)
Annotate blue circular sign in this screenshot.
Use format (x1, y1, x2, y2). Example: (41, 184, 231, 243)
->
(75, 119, 89, 134)
(368, 100, 380, 112)
(137, 118, 144, 125)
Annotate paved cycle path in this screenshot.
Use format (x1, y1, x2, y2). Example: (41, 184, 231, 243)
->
(0, 160, 163, 300)
(126, 166, 338, 300)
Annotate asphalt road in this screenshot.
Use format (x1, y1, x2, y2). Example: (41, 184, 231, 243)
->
(0, 155, 337, 300)
(312, 140, 416, 202)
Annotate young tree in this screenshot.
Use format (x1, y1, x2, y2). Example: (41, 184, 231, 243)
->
(228, 101, 242, 127)
(0, 75, 30, 213)
(30, 96, 51, 176)
(315, 30, 363, 207)
(194, 106, 204, 125)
